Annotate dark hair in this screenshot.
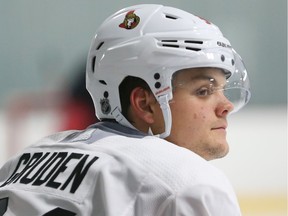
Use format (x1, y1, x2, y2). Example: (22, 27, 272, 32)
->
(119, 76, 151, 120)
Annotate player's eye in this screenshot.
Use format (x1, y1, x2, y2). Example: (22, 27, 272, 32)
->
(195, 83, 227, 97)
(195, 86, 213, 97)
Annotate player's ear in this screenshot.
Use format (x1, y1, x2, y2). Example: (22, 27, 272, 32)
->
(129, 87, 156, 124)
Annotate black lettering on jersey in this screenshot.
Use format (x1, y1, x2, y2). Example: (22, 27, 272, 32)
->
(31, 152, 58, 186)
(20, 152, 50, 184)
(32, 152, 68, 187)
(0, 153, 30, 187)
(0, 152, 99, 194)
(61, 154, 98, 193)
(13, 152, 44, 184)
(46, 153, 83, 189)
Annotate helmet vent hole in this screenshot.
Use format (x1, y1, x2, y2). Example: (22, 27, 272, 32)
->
(159, 39, 202, 51)
(103, 91, 109, 98)
(155, 82, 161, 89)
(99, 80, 107, 85)
(165, 14, 178, 20)
(96, 41, 104, 50)
(154, 73, 160, 80)
(162, 44, 179, 48)
(221, 55, 225, 62)
(162, 40, 177, 43)
(161, 40, 179, 48)
(91, 56, 96, 73)
(186, 47, 201, 51)
(184, 40, 203, 44)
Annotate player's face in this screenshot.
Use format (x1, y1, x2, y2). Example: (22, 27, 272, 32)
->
(166, 68, 234, 160)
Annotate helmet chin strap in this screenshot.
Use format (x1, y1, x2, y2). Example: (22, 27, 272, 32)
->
(158, 94, 172, 138)
(112, 94, 172, 139)
(111, 107, 137, 130)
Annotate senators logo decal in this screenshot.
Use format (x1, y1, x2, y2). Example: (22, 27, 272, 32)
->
(119, 10, 140, 30)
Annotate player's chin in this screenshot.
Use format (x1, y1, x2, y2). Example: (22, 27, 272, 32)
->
(206, 141, 230, 161)
(218, 144, 229, 158)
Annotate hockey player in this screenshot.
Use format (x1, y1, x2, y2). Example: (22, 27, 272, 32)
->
(0, 4, 251, 215)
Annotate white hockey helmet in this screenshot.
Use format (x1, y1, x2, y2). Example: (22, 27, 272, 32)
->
(86, 4, 251, 137)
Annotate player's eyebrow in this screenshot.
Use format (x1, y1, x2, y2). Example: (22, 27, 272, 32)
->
(189, 74, 220, 86)
(172, 69, 227, 88)
(190, 74, 216, 82)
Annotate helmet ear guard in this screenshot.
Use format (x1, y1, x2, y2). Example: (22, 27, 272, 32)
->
(86, 4, 251, 138)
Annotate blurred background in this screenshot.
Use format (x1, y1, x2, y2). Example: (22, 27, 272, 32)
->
(0, 0, 286, 215)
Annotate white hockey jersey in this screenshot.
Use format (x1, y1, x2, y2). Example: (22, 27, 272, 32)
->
(0, 122, 241, 215)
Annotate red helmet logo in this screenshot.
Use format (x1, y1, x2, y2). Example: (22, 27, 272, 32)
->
(119, 10, 140, 30)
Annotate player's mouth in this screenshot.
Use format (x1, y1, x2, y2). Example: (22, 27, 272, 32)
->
(211, 124, 227, 131)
